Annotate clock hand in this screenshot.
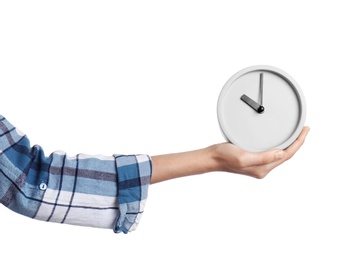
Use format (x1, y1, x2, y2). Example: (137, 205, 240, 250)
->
(260, 73, 263, 106)
(241, 94, 265, 114)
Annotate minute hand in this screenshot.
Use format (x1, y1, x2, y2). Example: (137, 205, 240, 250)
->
(241, 94, 265, 114)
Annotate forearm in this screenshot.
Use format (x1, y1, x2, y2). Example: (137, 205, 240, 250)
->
(150, 146, 218, 184)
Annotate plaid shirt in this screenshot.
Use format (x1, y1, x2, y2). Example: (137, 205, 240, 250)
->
(0, 115, 152, 234)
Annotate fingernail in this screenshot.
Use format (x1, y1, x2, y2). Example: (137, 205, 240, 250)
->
(275, 151, 285, 160)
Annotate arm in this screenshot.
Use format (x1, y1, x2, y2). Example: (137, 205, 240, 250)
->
(151, 127, 310, 184)
(1, 113, 309, 233)
(0, 115, 151, 234)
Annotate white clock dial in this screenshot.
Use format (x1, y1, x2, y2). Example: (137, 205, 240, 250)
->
(217, 65, 306, 152)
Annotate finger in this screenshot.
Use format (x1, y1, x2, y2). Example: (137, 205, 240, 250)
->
(284, 126, 310, 159)
(246, 126, 309, 169)
(263, 126, 310, 170)
(246, 149, 285, 167)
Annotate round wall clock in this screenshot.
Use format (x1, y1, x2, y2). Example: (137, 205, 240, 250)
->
(217, 65, 306, 152)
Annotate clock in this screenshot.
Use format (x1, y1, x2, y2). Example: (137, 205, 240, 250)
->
(217, 65, 306, 152)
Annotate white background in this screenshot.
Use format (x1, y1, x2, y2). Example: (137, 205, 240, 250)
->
(0, 1, 347, 259)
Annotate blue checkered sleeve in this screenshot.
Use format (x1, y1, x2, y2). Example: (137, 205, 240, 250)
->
(0, 115, 152, 234)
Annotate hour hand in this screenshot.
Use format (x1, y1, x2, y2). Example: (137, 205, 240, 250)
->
(241, 94, 265, 114)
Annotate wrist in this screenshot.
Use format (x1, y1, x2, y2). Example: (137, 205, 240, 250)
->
(204, 145, 223, 173)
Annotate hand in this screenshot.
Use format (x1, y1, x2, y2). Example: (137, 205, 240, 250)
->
(210, 126, 310, 179)
(150, 127, 310, 183)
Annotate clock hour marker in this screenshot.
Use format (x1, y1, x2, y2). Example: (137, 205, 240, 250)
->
(241, 94, 265, 114)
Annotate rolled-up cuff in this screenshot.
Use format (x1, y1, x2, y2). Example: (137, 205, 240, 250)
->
(114, 154, 152, 234)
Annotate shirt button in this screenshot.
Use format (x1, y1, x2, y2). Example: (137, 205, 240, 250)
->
(39, 182, 47, 191)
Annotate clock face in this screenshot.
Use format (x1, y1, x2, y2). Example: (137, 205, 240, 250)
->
(217, 65, 306, 152)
